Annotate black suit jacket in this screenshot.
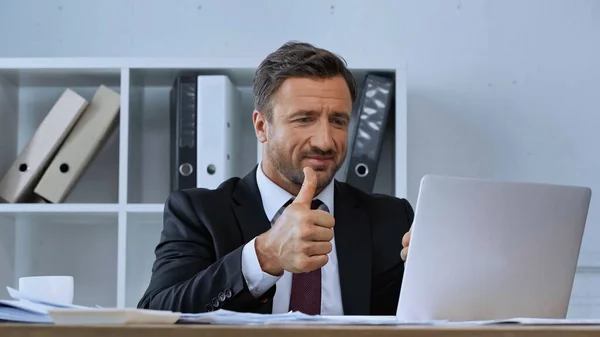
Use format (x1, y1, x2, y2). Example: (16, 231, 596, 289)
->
(137, 166, 414, 315)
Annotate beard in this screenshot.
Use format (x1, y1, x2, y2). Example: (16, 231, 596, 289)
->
(267, 143, 344, 191)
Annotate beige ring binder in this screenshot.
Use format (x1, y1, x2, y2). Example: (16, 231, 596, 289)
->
(0, 89, 89, 203)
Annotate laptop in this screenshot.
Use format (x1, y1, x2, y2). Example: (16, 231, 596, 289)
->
(396, 174, 592, 322)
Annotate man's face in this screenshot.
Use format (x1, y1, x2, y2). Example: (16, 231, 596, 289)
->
(254, 75, 353, 193)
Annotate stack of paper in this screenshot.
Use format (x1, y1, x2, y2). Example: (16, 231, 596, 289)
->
(0, 287, 179, 325)
(0, 299, 54, 323)
(0, 286, 82, 323)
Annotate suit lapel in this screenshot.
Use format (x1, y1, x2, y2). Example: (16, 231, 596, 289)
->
(231, 165, 274, 314)
(334, 182, 372, 315)
(232, 165, 272, 243)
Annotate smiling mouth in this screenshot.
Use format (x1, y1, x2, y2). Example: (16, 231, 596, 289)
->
(305, 157, 334, 165)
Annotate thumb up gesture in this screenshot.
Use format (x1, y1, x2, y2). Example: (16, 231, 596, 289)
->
(255, 167, 335, 275)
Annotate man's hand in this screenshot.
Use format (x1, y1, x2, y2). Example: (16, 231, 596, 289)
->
(255, 166, 335, 275)
(401, 228, 411, 261)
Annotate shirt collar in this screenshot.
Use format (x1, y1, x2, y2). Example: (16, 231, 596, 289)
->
(256, 163, 335, 222)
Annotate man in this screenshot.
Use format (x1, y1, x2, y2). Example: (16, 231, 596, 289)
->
(137, 41, 414, 316)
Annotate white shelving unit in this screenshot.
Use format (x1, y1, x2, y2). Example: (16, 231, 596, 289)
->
(0, 57, 407, 308)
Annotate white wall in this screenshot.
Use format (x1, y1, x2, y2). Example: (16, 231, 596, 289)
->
(2, 0, 600, 316)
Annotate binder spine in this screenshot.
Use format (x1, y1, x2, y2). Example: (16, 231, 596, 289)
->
(345, 74, 394, 193)
(196, 75, 240, 190)
(169, 74, 198, 192)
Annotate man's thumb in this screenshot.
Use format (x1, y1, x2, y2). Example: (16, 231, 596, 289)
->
(294, 167, 316, 205)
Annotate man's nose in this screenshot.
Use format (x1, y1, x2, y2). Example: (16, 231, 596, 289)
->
(311, 120, 335, 151)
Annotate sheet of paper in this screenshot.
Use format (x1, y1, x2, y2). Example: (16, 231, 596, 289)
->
(437, 317, 600, 326)
(266, 315, 440, 326)
(178, 309, 443, 325)
(501, 318, 600, 325)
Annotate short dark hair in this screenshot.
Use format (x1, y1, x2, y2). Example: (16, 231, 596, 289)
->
(253, 41, 357, 121)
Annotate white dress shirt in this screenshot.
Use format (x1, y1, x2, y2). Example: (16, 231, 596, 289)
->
(241, 164, 344, 315)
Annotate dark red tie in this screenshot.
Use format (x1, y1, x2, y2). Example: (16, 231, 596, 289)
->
(288, 199, 327, 315)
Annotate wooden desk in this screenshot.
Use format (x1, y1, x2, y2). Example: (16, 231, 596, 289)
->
(1, 324, 600, 337)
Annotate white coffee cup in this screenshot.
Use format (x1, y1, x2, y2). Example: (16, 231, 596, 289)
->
(18, 276, 74, 305)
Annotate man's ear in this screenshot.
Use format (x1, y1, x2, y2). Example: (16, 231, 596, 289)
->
(253, 110, 268, 143)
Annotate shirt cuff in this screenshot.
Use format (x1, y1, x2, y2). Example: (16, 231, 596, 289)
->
(241, 237, 282, 298)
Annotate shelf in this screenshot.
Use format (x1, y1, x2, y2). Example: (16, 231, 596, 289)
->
(125, 203, 164, 213)
(0, 203, 120, 214)
(0, 57, 408, 309)
(0, 203, 168, 215)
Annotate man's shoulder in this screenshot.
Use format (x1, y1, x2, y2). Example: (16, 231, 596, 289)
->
(336, 180, 411, 207)
(335, 180, 414, 223)
(166, 177, 242, 208)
